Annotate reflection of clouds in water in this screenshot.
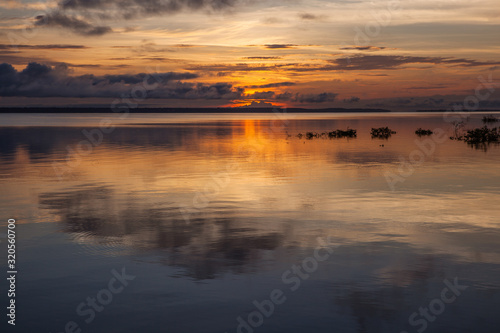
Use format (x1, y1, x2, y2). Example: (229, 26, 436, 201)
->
(37, 182, 500, 283)
(0, 125, 237, 163)
(39, 184, 290, 280)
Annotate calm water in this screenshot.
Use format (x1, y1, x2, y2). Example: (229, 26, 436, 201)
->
(1, 113, 500, 333)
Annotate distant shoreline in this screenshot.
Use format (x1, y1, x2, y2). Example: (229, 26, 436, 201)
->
(1, 107, 499, 114)
(0, 107, 392, 113)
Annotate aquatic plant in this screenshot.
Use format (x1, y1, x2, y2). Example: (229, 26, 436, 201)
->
(306, 132, 320, 139)
(327, 129, 357, 138)
(452, 127, 499, 151)
(296, 129, 357, 140)
(371, 127, 396, 139)
(482, 115, 499, 123)
(415, 128, 433, 136)
(458, 126, 499, 144)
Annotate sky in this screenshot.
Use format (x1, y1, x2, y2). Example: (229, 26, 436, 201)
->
(0, 0, 499, 110)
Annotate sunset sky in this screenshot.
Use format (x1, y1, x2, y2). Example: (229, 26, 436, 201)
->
(1, 0, 499, 109)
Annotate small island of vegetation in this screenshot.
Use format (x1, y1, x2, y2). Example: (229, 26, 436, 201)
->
(371, 127, 397, 139)
(415, 128, 434, 136)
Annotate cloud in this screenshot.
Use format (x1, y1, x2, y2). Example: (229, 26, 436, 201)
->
(60, 0, 242, 14)
(407, 85, 447, 90)
(187, 63, 278, 73)
(276, 92, 338, 103)
(174, 44, 201, 48)
(328, 55, 500, 71)
(243, 56, 283, 60)
(33, 0, 252, 35)
(97, 72, 199, 85)
(35, 12, 112, 36)
(0, 63, 339, 104)
(339, 46, 387, 51)
(362, 74, 389, 77)
(246, 91, 276, 99)
(363, 92, 500, 111)
(343, 96, 360, 103)
(192, 54, 500, 77)
(299, 13, 317, 20)
(246, 81, 296, 89)
(244, 90, 337, 103)
(0, 0, 54, 10)
(295, 92, 338, 103)
(264, 44, 298, 49)
(184, 54, 500, 76)
(237, 101, 276, 108)
(0, 62, 248, 100)
(133, 41, 176, 54)
(0, 52, 108, 69)
(298, 13, 327, 20)
(0, 44, 88, 50)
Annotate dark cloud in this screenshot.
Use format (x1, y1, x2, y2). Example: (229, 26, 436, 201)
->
(299, 13, 317, 20)
(69, 64, 103, 68)
(329, 55, 500, 71)
(244, 90, 337, 103)
(264, 44, 297, 49)
(407, 85, 447, 90)
(0, 51, 107, 68)
(364, 92, 500, 111)
(35, 12, 112, 36)
(298, 13, 326, 20)
(187, 62, 299, 73)
(276, 92, 338, 103)
(182, 55, 500, 76)
(413, 97, 445, 107)
(0, 63, 339, 103)
(246, 91, 276, 99)
(34, 0, 251, 35)
(295, 92, 337, 103)
(237, 101, 276, 108)
(246, 81, 296, 89)
(362, 74, 389, 77)
(0, 44, 88, 50)
(60, 0, 241, 13)
(134, 41, 176, 53)
(340, 46, 387, 51)
(187, 63, 277, 72)
(343, 96, 360, 103)
(478, 99, 500, 108)
(142, 57, 176, 62)
(96, 72, 198, 85)
(0, 62, 248, 100)
(184, 82, 244, 100)
(21, 62, 52, 77)
(243, 56, 283, 60)
(203, 55, 495, 73)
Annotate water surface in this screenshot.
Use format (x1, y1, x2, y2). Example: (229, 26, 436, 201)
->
(1, 112, 499, 333)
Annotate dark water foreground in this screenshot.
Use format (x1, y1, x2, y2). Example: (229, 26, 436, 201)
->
(1, 113, 499, 333)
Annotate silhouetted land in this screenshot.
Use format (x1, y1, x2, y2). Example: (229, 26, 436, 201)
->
(416, 109, 500, 112)
(0, 107, 391, 113)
